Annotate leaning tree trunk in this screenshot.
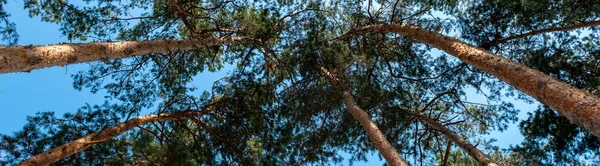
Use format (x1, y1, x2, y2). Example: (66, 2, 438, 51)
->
(343, 24, 600, 138)
(0, 37, 244, 74)
(320, 67, 409, 166)
(17, 110, 209, 166)
(415, 113, 498, 166)
(341, 91, 409, 166)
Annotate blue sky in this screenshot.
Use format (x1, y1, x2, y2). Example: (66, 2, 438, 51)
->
(0, 0, 538, 165)
(0, 1, 105, 133)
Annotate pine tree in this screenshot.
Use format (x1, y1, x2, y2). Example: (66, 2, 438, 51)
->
(1, 0, 600, 165)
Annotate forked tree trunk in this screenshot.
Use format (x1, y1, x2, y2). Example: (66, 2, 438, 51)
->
(344, 24, 600, 138)
(320, 67, 408, 166)
(17, 110, 208, 166)
(0, 37, 244, 74)
(415, 113, 498, 166)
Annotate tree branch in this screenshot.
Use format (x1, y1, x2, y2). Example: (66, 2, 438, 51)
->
(415, 112, 498, 166)
(480, 20, 600, 48)
(17, 106, 214, 166)
(441, 140, 451, 166)
(0, 37, 246, 74)
(340, 23, 600, 138)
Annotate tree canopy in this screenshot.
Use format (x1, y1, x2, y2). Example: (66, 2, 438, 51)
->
(1, 0, 600, 165)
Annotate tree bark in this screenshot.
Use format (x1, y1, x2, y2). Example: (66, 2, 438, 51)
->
(415, 113, 498, 166)
(17, 110, 209, 166)
(441, 140, 451, 166)
(320, 67, 408, 166)
(343, 24, 600, 138)
(342, 91, 409, 166)
(0, 37, 244, 74)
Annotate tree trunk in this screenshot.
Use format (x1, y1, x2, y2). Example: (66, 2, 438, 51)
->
(344, 24, 600, 138)
(320, 67, 408, 166)
(17, 110, 208, 166)
(342, 91, 409, 166)
(0, 37, 244, 74)
(415, 113, 498, 166)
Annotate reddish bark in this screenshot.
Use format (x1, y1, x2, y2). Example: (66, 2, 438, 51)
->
(320, 67, 409, 166)
(344, 24, 600, 138)
(342, 91, 409, 166)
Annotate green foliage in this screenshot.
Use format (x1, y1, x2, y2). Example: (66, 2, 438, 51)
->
(0, 103, 132, 165)
(2, 0, 600, 165)
(0, 0, 17, 45)
(455, 0, 600, 164)
(514, 107, 600, 165)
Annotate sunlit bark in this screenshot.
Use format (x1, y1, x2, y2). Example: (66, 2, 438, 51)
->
(342, 91, 409, 166)
(0, 37, 244, 74)
(320, 67, 409, 166)
(17, 110, 209, 166)
(343, 24, 600, 138)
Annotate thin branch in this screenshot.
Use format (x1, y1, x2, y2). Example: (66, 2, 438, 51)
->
(389, 0, 402, 23)
(419, 90, 456, 113)
(481, 20, 600, 48)
(441, 140, 452, 166)
(101, 15, 161, 22)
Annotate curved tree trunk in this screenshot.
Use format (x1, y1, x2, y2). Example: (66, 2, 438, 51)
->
(343, 24, 600, 138)
(0, 37, 244, 74)
(320, 67, 408, 166)
(17, 110, 209, 166)
(415, 113, 498, 166)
